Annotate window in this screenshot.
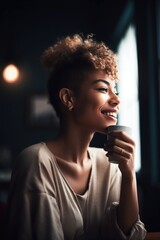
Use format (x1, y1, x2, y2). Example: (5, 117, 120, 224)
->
(117, 25, 141, 172)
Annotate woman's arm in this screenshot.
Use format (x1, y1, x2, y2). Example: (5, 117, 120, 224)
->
(105, 130, 141, 235)
(117, 170, 139, 235)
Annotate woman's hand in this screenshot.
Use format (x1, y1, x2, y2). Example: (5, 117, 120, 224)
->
(104, 130, 136, 177)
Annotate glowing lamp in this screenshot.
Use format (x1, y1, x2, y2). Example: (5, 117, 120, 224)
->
(2, 64, 20, 83)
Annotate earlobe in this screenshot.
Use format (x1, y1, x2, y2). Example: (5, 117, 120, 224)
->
(59, 88, 74, 111)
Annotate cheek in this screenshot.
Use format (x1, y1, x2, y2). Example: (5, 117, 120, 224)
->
(75, 95, 105, 116)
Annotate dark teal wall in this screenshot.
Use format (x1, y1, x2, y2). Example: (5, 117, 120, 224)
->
(0, 1, 127, 161)
(0, 4, 90, 161)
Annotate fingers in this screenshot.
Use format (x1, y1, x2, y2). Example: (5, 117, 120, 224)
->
(105, 145, 133, 167)
(104, 130, 135, 169)
(104, 136, 135, 155)
(106, 148, 132, 164)
(105, 144, 132, 160)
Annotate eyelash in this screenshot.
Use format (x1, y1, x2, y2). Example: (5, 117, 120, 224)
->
(97, 88, 119, 95)
(98, 87, 108, 92)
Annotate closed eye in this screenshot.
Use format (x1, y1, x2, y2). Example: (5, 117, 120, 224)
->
(96, 86, 119, 95)
(97, 87, 108, 93)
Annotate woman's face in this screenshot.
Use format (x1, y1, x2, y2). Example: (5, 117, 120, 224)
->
(72, 70, 120, 134)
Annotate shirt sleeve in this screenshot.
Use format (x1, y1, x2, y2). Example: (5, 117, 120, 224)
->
(101, 202, 147, 240)
(100, 164, 147, 240)
(5, 147, 64, 240)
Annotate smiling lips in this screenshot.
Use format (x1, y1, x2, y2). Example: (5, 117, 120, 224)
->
(101, 110, 117, 119)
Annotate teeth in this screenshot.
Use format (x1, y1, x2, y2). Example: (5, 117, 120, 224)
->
(108, 112, 117, 117)
(102, 111, 117, 118)
(108, 113, 117, 117)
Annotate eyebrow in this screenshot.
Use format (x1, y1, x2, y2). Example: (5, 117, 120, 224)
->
(92, 79, 111, 86)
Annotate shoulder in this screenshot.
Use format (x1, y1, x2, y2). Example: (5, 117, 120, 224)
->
(13, 142, 54, 182)
(11, 142, 56, 193)
(15, 143, 49, 169)
(18, 142, 49, 157)
(16, 142, 52, 167)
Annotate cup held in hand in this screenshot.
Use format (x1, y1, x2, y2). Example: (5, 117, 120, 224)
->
(106, 125, 132, 164)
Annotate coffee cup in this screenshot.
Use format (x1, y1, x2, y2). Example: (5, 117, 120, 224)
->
(106, 125, 132, 164)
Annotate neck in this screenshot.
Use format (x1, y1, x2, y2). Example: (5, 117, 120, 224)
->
(48, 124, 94, 164)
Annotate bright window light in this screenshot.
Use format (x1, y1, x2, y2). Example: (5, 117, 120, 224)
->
(117, 25, 141, 172)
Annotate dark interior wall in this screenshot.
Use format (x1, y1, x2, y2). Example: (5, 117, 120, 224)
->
(0, 2, 92, 159)
(0, 0, 128, 160)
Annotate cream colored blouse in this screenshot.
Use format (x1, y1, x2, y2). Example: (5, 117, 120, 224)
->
(6, 142, 146, 240)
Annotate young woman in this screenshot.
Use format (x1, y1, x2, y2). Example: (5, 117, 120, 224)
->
(6, 34, 146, 239)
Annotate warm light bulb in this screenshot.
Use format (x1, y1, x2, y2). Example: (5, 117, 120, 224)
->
(2, 64, 20, 83)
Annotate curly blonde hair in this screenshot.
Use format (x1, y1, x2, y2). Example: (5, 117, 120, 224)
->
(42, 34, 118, 117)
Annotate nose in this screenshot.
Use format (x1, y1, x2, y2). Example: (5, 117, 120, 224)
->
(108, 90, 120, 107)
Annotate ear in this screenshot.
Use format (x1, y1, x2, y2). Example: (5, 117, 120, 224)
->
(59, 88, 74, 111)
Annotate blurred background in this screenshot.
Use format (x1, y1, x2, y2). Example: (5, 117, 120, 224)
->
(0, 0, 160, 235)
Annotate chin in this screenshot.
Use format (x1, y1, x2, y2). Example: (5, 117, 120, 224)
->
(98, 123, 117, 134)
(95, 120, 118, 133)
(105, 121, 117, 128)
(107, 122, 117, 127)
